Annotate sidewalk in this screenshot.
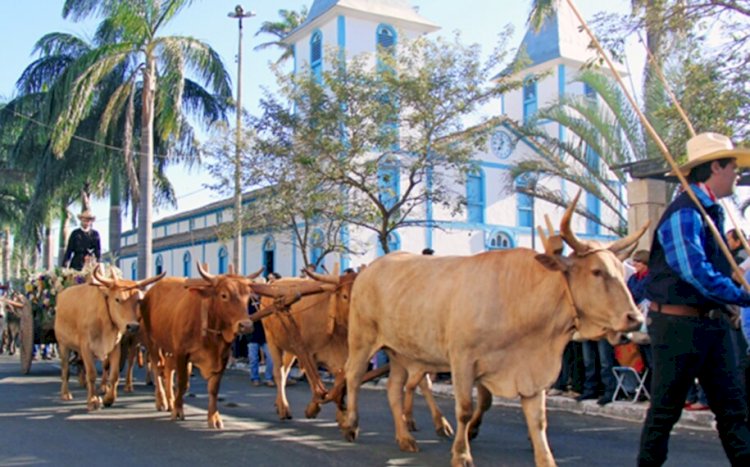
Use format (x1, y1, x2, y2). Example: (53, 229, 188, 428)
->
(366, 379, 717, 432)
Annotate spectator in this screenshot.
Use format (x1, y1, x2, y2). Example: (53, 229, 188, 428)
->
(247, 299, 274, 387)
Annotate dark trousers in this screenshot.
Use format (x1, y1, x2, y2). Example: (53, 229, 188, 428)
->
(581, 340, 616, 396)
(638, 312, 750, 466)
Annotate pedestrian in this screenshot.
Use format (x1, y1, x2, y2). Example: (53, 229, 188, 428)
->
(247, 298, 274, 387)
(62, 210, 101, 270)
(638, 132, 750, 466)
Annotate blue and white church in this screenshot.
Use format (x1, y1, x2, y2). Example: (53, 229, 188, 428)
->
(117, 0, 632, 279)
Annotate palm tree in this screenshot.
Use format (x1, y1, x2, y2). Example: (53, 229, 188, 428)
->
(53, 0, 232, 278)
(511, 70, 647, 235)
(254, 6, 309, 64)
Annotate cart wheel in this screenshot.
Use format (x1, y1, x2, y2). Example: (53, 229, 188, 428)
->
(19, 299, 33, 375)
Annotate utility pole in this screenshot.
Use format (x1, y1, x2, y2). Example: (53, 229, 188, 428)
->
(228, 5, 255, 274)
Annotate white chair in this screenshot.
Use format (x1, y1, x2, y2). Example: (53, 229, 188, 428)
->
(612, 366, 649, 403)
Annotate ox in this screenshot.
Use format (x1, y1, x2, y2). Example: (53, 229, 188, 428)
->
(54, 267, 165, 411)
(341, 192, 647, 467)
(260, 270, 453, 438)
(140, 264, 259, 429)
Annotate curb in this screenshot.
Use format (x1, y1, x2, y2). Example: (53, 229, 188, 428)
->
(365, 379, 716, 432)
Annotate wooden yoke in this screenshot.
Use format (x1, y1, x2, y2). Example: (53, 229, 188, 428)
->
(250, 281, 335, 399)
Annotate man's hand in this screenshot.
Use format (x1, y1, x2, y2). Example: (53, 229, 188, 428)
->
(725, 305, 741, 329)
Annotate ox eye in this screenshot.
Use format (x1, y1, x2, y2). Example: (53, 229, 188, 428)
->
(592, 269, 604, 278)
(220, 292, 229, 300)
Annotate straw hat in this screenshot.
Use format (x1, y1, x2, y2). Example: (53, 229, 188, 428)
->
(674, 132, 750, 175)
(77, 210, 96, 221)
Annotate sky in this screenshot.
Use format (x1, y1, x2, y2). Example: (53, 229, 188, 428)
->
(0, 0, 635, 253)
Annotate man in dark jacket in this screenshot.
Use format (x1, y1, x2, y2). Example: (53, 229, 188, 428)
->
(638, 133, 750, 466)
(62, 211, 101, 270)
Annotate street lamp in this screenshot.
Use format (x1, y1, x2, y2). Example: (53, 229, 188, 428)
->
(228, 5, 255, 273)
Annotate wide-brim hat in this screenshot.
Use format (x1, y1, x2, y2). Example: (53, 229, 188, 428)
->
(77, 210, 96, 221)
(672, 132, 750, 176)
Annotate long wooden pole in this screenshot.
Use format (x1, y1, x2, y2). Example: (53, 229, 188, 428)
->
(638, 31, 750, 262)
(564, 0, 750, 291)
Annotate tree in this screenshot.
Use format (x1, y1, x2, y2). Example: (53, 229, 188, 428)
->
(55, 0, 232, 278)
(256, 31, 524, 254)
(254, 6, 309, 64)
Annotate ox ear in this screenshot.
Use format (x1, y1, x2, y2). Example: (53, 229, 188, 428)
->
(535, 253, 569, 272)
(186, 286, 212, 298)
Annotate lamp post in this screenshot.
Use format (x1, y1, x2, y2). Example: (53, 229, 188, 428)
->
(228, 5, 255, 273)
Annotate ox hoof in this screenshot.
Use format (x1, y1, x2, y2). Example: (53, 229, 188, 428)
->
(397, 436, 419, 453)
(467, 423, 479, 441)
(276, 406, 293, 420)
(208, 413, 224, 429)
(451, 454, 474, 467)
(405, 418, 418, 432)
(61, 392, 73, 401)
(304, 402, 321, 419)
(87, 396, 102, 412)
(172, 408, 185, 421)
(102, 396, 115, 408)
(437, 418, 455, 438)
(342, 426, 359, 443)
(124, 384, 134, 393)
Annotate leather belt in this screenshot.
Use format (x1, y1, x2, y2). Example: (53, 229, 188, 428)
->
(649, 303, 711, 318)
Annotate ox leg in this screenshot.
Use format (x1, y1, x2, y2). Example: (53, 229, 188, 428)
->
(150, 350, 169, 412)
(80, 347, 102, 412)
(415, 373, 454, 438)
(387, 361, 418, 452)
(450, 365, 476, 467)
(59, 344, 73, 401)
(341, 344, 375, 442)
(467, 383, 492, 441)
(332, 369, 348, 428)
(303, 359, 324, 420)
(520, 392, 556, 467)
(164, 357, 177, 412)
(172, 355, 188, 421)
(102, 344, 122, 407)
(124, 340, 137, 393)
(206, 372, 224, 429)
(270, 345, 293, 420)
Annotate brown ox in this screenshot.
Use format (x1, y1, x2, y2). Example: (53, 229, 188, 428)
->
(341, 192, 647, 467)
(140, 264, 258, 429)
(54, 268, 165, 411)
(259, 270, 453, 438)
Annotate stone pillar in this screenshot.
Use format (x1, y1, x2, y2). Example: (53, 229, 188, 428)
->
(627, 178, 668, 251)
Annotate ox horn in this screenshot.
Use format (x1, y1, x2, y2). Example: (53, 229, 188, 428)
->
(136, 271, 167, 289)
(197, 262, 218, 285)
(93, 264, 115, 287)
(0, 297, 24, 309)
(559, 190, 589, 254)
(608, 220, 651, 254)
(247, 267, 264, 280)
(304, 267, 340, 285)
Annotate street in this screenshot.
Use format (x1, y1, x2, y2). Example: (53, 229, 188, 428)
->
(0, 354, 727, 466)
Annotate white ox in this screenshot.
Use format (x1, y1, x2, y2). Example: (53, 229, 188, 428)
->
(341, 192, 647, 467)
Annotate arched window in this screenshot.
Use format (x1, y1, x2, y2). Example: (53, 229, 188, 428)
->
(183, 251, 192, 277)
(523, 77, 537, 123)
(310, 229, 324, 271)
(376, 24, 396, 54)
(131, 261, 137, 280)
(466, 170, 485, 223)
(488, 231, 513, 250)
(155, 255, 164, 275)
(516, 175, 533, 228)
(310, 30, 322, 82)
(263, 236, 275, 277)
(218, 247, 228, 274)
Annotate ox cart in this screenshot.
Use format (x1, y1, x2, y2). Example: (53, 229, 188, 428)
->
(13, 266, 94, 374)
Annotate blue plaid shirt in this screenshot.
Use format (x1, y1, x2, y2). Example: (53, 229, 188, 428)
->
(657, 185, 750, 307)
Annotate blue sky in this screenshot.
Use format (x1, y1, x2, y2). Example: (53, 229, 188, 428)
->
(0, 0, 633, 251)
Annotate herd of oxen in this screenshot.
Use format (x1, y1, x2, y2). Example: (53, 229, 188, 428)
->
(0, 193, 648, 467)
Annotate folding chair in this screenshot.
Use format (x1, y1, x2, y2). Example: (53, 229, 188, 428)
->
(612, 366, 649, 403)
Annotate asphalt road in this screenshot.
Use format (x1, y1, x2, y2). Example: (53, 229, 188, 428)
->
(0, 354, 728, 466)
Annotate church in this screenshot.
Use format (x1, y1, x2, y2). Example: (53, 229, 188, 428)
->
(117, 0, 626, 279)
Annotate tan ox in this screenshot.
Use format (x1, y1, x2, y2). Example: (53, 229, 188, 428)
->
(341, 192, 647, 467)
(54, 268, 165, 411)
(140, 264, 259, 429)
